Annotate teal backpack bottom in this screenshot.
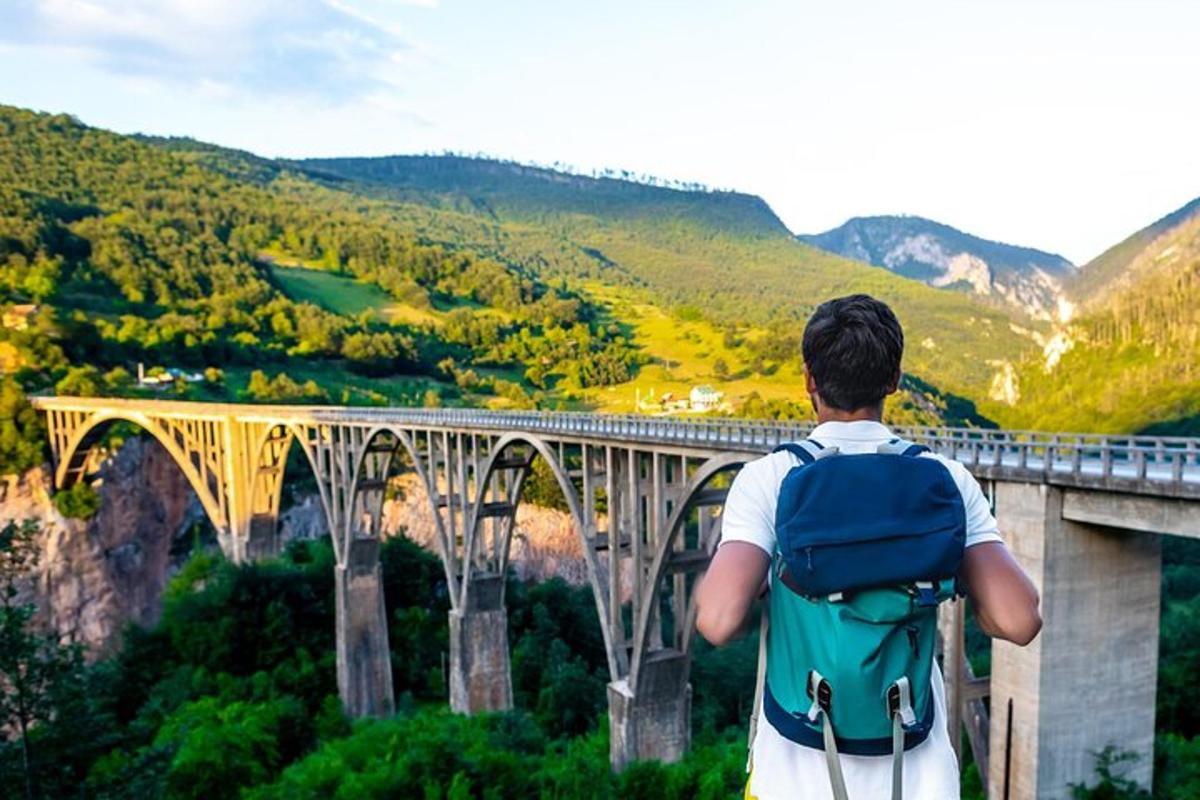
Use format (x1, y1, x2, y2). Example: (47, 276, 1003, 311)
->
(762, 582, 954, 755)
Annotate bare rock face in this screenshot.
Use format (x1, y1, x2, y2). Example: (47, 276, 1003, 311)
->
(0, 438, 207, 656)
(0, 441, 601, 656)
(279, 494, 330, 542)
(378, 474, 591, 585)
(282, 474, 594, 587)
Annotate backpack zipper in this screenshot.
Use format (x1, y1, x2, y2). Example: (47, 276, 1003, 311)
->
(806, 547, 814, 572)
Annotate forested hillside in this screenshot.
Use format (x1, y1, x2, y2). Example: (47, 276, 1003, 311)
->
(999, 197, 1200, 434)
(0, 526, 754, 799)
(7, 103, 1194, 437)
(1067, 196, 1200, 308)
(299, 154, 1033, 402)
(0, 105, 644, 473)
(301, 155, 790, 237)
(0, 103, 1041, 463)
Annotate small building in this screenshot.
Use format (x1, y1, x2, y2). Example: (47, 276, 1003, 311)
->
(137, 363, 206, 389)
(689, 385, 724, 412)
(2, 304, 38, 331)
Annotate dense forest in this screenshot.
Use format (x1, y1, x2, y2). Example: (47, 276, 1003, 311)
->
(4, 509, 1200, 799)
(0, 103, 1039, 480)
(0, 521, 754, 799)
(0, 105, 642, 473)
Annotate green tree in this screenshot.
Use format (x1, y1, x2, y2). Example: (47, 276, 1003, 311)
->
(0, 381, 44, 475)
(244, 371, 329, 404)
(1070, 748, 1152, 799)
(53, 482, 102, 520)
(155, 696, 311, 800)
(55, 365, 102, 397)
(522, 457, 570, 512)
(0, 520, 89, 800)
(102, 366, 134, 394)
(341, 331, 401, 376)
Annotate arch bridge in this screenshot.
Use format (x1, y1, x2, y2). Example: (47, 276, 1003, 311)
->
(32, 397, 1200, 798)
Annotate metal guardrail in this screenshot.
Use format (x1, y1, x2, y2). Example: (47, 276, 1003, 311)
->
(31, 397, 1200, 496)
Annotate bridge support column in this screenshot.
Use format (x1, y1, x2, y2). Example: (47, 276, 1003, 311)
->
(988, 483, 1160, 800)
(449, 574, 513, 713)
(608, 652, 691, 771)
(335, 537, 395, 718)
(244, 514, 282, 561)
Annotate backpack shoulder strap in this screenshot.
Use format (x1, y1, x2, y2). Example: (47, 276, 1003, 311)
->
(772, 438, 830, 464)
(876, 437, 930, 457)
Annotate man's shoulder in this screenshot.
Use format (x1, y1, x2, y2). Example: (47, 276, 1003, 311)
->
(744, 448, 801, 475)
(916, 451, 974, 485)
(730, 450, 798, 496)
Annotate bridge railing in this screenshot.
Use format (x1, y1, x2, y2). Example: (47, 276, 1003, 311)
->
(317, 406, 1200, 485)
(898, 427, 1200, 485)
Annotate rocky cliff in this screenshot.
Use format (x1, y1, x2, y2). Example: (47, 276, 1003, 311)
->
(278, 474, 591, 586)
(2, 442, 592, 655)
(375, 475, 590, 586)
(1, 437, 208, 655)
(799, 215, 1077, 319)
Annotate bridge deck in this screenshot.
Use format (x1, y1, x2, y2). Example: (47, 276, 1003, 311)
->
(31, 397, 1200, 499)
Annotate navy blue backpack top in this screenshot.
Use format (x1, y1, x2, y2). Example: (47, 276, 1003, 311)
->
(774, 438, 966, 599)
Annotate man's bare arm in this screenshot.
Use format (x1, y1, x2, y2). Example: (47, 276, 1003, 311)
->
(695, 542, 771, 646)
(961, 541, 1042, 646)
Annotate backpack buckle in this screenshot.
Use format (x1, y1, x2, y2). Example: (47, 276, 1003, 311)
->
(886, 677, 917, 728)
(804, 670, 833, 721)
(913, 581, 937, 607)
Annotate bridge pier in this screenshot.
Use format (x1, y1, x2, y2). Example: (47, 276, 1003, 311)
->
(608, 651, 691, 770)
(989, 483, 1160, 800)
(449, 574, 514, 713)
(244, 514, 282, 561)
(335, 537, 395, 718)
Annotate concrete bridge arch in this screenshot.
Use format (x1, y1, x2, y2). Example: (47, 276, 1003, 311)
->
(50, 407, 237, 555)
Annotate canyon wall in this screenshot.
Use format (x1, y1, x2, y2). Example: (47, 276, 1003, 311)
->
(2, 441, 590, 654)
(0, 438, 208, 655)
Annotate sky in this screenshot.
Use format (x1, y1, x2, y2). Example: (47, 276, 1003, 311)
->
(1, 0, 1198, 264)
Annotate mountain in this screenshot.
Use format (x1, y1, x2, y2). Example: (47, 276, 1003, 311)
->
(299, 156, 1032, 403)
(0, 104, 1041, 449)
(0, 104, 640, 424)
(299, 155, 790, 237)
(1067, 196, 1200, 309)
(1003, 195, 1200, 434)
(798, 215, 1076, 319)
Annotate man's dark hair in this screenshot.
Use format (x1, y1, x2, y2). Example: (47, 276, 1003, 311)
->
(801, 294, 904, 411)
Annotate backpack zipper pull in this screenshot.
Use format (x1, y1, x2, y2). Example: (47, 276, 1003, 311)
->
(806, 547, 814, 572)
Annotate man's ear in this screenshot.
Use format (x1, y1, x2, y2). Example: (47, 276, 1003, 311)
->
(886, 369, 901, 396)
(804, 364, 822, 415)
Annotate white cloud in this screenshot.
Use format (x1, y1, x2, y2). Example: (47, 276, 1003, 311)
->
(0, 0, 422, 104)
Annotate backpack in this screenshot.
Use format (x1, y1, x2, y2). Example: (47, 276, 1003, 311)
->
(759, 437, 966, 800)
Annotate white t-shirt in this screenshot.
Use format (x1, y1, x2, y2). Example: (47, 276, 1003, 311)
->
(719, 420, 1002, 800)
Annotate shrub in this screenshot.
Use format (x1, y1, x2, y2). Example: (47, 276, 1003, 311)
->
(54, 482, 102, 520)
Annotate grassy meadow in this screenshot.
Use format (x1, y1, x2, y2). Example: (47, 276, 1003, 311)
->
(269, 262, 444, 327)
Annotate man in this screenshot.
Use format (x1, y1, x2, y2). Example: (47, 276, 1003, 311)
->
(695, 294, 1041, 800)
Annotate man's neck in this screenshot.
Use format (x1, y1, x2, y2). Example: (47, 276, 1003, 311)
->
(815, 407, 883, 424)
